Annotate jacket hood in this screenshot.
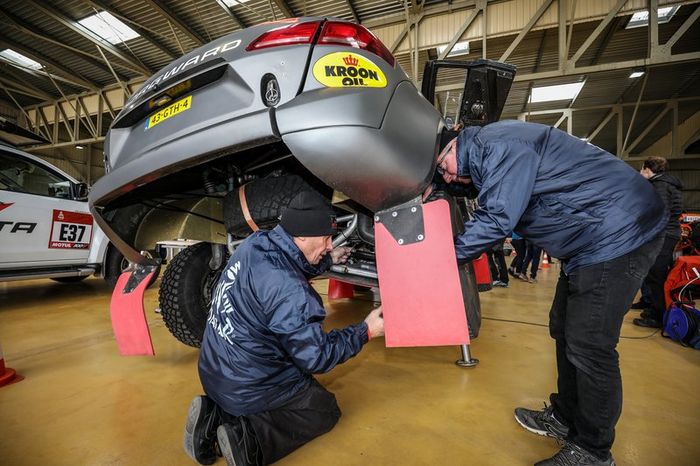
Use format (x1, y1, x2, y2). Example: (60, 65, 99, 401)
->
(455, 126, 481, 178)
(651, 172, 683, 189)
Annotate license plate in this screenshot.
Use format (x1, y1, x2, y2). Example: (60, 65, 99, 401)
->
(145, 95, 192, 129)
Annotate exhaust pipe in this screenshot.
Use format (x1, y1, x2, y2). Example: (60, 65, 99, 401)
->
(333, 214, 358, 248)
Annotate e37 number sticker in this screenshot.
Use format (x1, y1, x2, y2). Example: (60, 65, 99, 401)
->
(313, 52, 387, 88)
(49, 210, 93, 249)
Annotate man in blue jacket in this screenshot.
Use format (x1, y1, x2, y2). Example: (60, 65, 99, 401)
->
(437, 120, 665, 466)
(183, 191, 384, 466)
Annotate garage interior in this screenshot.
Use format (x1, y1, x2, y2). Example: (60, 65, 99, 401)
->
(1, 1, 699, 465)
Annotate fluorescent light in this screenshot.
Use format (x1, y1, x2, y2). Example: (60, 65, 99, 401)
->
(437, 41, 470, 57)
(626, 5, 679, 29)
(0, 49, 42, 69)
(629, 70, 645, 78)
(530, 81, 585, 103)
(75, 144, 85, 150)
(78, 11, 139, 44)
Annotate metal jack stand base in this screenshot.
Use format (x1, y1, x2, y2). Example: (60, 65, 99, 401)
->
(455, 344, 479, 367)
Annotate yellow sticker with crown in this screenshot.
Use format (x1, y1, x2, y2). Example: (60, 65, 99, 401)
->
(312, 52, 387, 88)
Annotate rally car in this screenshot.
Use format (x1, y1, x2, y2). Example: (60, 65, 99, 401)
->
(89, 17, 515, 348)
(0, 143, 124, 285)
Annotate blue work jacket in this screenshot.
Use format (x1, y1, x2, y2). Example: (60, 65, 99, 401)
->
(453, 121, 666, 273)
(199, 225, 368, 416)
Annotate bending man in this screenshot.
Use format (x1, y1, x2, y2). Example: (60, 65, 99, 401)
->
(437, 120, 665, 466)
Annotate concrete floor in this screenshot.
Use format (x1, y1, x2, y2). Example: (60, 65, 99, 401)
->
(1, 263, 699, 465)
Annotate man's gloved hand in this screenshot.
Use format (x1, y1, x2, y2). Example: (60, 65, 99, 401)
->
(364, 306, 384, 339)
(330, 246, 352, 264)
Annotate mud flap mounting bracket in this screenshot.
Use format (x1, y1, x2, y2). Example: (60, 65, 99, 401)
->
(375, 200, 425, 246)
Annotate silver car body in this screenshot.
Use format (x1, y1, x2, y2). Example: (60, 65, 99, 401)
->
(90, 17, 442, 263)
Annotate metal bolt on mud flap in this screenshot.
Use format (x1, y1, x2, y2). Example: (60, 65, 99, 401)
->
(397, 239, 404, 245)
(417, 234, 424, 241)
(456, 344, 479, 367)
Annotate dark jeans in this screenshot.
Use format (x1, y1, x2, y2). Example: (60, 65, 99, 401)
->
(511, 238, 526, 272)
(642, 235, 678, 322)
(549, 235, 662, 459)
(223, 379, 341, 465)
(522, 243, 542, 278)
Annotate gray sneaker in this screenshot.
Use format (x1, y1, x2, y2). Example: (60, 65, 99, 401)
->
(534, 442, 615, 466)
(514, 403, 569, 440)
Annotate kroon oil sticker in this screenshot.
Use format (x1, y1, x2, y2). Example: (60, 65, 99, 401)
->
(312, 52, 387, 88)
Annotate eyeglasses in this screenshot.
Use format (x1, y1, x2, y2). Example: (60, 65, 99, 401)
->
(435, 139, 455, 176)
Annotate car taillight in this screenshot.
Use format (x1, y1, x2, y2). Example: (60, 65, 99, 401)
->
(246, 21, 321, 51)
(317, 21, 395, 67)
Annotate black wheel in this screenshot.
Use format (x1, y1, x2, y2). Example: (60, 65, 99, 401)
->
(223, 174, 312, 236)
(51, 275, 89, 283)
(104, 245, 129, 288)
(104, 245, 160, 289)
(444, 192, 482, 339)
(159, 242, 224, 348)
(459, 262, 482, 339)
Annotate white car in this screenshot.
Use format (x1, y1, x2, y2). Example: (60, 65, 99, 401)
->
(0, 143, 122, 285)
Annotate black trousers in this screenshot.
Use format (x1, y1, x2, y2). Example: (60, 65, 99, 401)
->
(642, 235, 678, 322)
(491, 249, 509, 282)
(548, 235, 662, 459)
(224, 379, 341, 465)
(522, 243, 542, 279)
(510, 238, 526, 272)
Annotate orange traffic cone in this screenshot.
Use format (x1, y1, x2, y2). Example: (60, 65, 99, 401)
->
(541, 252, 550, 269)
(328, 279, 355, 299)
(0, 342, 23, 387)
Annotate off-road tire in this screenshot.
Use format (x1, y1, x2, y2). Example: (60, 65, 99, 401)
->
(159, 242, 224, 348)
(104, 245, 160, 289)
(104, 245, 128, 289)
(459, 261, 482, 339)
(223, 174, 312, 237)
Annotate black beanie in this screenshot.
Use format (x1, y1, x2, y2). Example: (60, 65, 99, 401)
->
(280, 191, 337, 236)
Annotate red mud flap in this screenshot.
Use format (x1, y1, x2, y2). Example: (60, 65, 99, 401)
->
(110, 264, 159, 356)
(375, 199, 470, 347)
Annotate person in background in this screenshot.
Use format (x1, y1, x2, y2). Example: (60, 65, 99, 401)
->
(183, 191, 384, 466)
(633, 156, 683, 328)
(488, 238, 509, 287)
(508, 231, 526, 278)
(518, 240, 543, 283)
(435, 120, 665, 466)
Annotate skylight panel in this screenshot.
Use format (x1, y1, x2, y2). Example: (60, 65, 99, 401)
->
(222, 0, 254, 6)
(437, 41, 470, 57)
(530, 82, 586, 103)
(626, 5, 680, 29)
(0, 49, 42, 69)
(79, 11, 139, 44)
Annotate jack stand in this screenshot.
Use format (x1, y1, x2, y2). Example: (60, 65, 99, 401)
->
(455, 344, 479, 368)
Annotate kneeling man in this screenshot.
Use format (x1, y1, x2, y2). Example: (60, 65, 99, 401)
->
(184, 190, 384, 466)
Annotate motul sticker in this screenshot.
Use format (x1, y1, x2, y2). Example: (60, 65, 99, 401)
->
(48, 210, 93, 249)
(312, 52, 387, 88)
